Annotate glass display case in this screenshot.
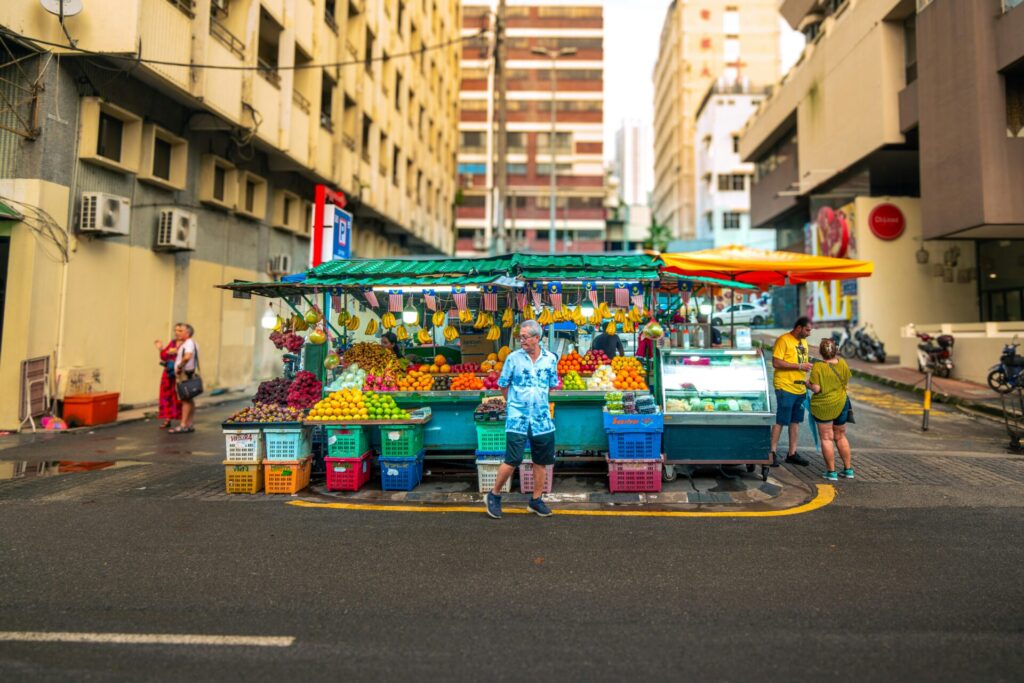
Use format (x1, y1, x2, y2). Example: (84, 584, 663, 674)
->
(660, 349, 771, 415)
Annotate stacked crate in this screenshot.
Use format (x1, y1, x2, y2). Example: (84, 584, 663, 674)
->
(222, 427, 264, 494)
(324, 425, 373, 492)
(604, 412, 664, 493)
(378, 424, 425, 491)
(262, 427, 312, 494)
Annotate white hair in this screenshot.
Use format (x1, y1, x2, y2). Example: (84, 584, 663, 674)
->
(520, 319, 543, 338)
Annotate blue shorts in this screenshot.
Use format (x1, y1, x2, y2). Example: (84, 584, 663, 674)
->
(814, 398, 851, 426)
(775, 389, 806, 426)
(504, 428, 556, 467)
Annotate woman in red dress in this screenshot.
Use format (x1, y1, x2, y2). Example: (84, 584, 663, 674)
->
(154, 337, 182, 428)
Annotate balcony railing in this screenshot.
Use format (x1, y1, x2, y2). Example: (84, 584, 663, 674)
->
(379, 164, 387, 178)
(257, 57, 281, 88)
(210, 15, 245, 60)
(346, 41, 359, 59)
(292, 90, 311, 113)
(166, 0, 195, 18)
(325, 11, 338, 33)
(342, 133, 356, 151)
(320, 113, 333, 132)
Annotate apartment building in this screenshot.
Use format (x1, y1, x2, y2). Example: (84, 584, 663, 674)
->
(693, 81, 774, 250)
(0, 0, 461, 429)
(740, 0, 1024, 354)
(455, 0, 605, 255)
(652, 0, 780, 242)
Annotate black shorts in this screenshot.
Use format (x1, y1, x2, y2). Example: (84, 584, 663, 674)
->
(504, 429, 556, 467)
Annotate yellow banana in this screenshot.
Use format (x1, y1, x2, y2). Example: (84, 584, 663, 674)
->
(606, 322, 617, 335)
(474, 311, 487, 329)
(623, 319, 635, 334)
(589, 311, 603, 326)
(614, 310, 626, 324)
(599, 302, 612, 318)
(523, 305, 535, 321)
(487, 325, 500, 341)
(432, 310, 445, 327)
(396, 325, 409, 341)
(347, 315, 360, 331)
(365, 319, 378, 335)
(459, 309, 473, 324)
(502, 309, 514, 328)
(336, 311, 349, 326)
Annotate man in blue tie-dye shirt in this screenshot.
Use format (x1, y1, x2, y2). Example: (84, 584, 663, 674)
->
(484, 319, 558, 519)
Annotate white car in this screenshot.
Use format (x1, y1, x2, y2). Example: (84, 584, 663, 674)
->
(712, 303, 770, 326)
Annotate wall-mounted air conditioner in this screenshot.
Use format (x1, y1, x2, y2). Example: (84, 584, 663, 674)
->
(155, 209, 197, 251)
(79, 192, 131, 236)
(268, 253, 292, 275)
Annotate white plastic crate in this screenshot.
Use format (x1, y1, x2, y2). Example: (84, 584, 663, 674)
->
(476, 459, 512, 493)
(222, 429, 262, 463)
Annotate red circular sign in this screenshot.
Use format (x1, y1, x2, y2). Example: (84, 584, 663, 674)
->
(868, 203, 905, 240)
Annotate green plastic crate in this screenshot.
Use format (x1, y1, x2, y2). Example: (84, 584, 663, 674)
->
(475, 422, 506, 453)
(379, 424, 425, 458)
(325, 425, 370, 458)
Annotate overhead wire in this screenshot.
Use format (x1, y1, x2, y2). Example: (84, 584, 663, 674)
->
(0, 27, 487, 72)
(0, 195, 70, 263)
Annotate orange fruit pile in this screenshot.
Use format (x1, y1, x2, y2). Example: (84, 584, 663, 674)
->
(613, 367, 648, 391)
(396, 370, 434, 392)
(450, 373, 485, 391)
(611, 356, 646, 376)
(557, 351, 583, 376)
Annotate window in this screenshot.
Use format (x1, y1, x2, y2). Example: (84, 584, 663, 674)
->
(392, 146, 401, 186)
(320, 73, 335, 130)
(462, 194, 486, 208)
(80, 98, 142, 172)
(325, 0, 337, 30)
(244, 180, 256, 212)
(461, 131, 484, 149)
(97, 113, 124, 162)
(732, 135, 740, 153)
(139, 124, 187, 190)
(537, 132, 572, 150)
(1007, 73, 1024, 137)
(257, 9, 282, 87)
(507, 163, 527, 175)
(199, 155, 237, 209)
(273, 190, 303, 231)
(718, 174, 746, 191)
(723, 212, 743, 229)
(536, 163, 573, 176)
(904, 15, 917, 85)
(361, 114, 372, 161)
(395, 71, 403, 111)
(236, 172, 267, 220)
(364, 28, 375, 74)
(214, 166, 226, 200)
(723, 7, 740, 34)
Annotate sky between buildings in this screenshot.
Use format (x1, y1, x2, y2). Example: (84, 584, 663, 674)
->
(602, 0, 806, 173)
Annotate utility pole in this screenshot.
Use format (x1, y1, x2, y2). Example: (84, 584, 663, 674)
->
(532, 46, 576, 255)
(493, 0, 508, 255)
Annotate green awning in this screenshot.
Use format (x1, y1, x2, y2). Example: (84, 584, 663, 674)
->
(0, 200, 23, 221)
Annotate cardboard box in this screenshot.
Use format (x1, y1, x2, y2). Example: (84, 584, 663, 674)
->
(459, 332, 496, 363)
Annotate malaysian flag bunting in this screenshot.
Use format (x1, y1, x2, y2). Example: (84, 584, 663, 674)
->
(678, 280, 692, 306)
(547, 282, 563, 310)
(583, 280, 598, 307)
(532, 282, 544, 309)
(629, 282, 644, 309)
(516, 290, 527, 311)
(614, 282, 629, 308)
(453, 286, 468, 312)
(388, 289, 404, 312)
(331, 291, 342, 313)
(482, 285, 498, 312)
(423, 289, 436, 311)
(361, 287, 379, 308)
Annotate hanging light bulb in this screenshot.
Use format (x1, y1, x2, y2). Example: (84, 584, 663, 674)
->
(260, 303, 277, 330)
(580, 300, 595, 317)
(402, 304, 419, 325)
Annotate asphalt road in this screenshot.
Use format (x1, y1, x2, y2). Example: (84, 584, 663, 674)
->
(0, 379, 1022, 682)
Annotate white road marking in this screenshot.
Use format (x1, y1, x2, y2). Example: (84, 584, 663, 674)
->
(0, 631, 295, 647)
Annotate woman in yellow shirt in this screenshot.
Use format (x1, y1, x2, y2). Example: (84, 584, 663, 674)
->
(806, 338, 854, 482)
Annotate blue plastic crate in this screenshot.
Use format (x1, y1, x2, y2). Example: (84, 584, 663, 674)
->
(606, 430, 662, 461)
(379, 451, 424, 491)
(603, 412, 663, 432)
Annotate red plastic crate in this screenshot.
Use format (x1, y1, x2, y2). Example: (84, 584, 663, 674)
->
(518, 463, 554, 494)
(325, 452, 373, 492)
(607, 457, 662, 493)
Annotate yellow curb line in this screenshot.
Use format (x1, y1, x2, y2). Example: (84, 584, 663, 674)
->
(286, 484, 836, 518)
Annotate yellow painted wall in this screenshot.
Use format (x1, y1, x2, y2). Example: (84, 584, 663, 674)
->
(0, 1, 139, 55)
(853, 196, 978, 350)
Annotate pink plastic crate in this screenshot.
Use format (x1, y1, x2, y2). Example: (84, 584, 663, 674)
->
(607, 458, 662, 493)
(518, 463, 554, 494)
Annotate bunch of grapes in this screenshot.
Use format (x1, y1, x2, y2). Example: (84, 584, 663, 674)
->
(255, 377, 292, 406)
(268, 331, 304, 353)
(286, 371, 322, 410)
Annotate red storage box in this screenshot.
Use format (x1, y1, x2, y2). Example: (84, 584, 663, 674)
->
(325, 452, 373, 492)
(63, 392, 120, 426)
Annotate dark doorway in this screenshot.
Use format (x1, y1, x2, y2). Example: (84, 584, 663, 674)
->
(0, 236, 8, 353)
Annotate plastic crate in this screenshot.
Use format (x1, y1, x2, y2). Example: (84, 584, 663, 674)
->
(602, 412, 663, 432)
(311, 425, 327, 457)
(379, 424, 425, 459)
(606, 431, 662, 461)
(222, 428, 263, 463)
(325, 452, 373, 492)
(476, 457, 512, 493)
(325, 425, 370, 459)
(223, 461, 263, 494)
(263, 427, 312, 461)
(518, 463, 554, 494)
(380, 452, 424, 491)
(607, 457, 663, 493)
(264, 458, 312, 494)
(475, 422, 507, 453)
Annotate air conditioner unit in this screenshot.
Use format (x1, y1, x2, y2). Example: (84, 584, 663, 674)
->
(155, 209, 197, 251)
(268, 253, 292, 275)
(79, 192, 131, 236)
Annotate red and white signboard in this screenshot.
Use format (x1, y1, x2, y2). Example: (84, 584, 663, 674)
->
(868, 203, 905, 241)
(309, 184, 348, 268)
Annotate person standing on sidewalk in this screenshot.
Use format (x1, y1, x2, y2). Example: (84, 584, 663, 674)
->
(485, 319, 559, 519)
(153, 335, 181, 429)
(170, 323, 198, 434)
(807, 338, 855, 481)
(770, 317, 813, 466)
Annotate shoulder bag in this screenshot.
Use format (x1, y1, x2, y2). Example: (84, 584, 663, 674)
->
(824, 361, 854, 423)
(176, 344, 204, 400)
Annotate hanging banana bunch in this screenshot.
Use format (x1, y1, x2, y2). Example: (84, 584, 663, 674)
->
(598, 302, 612, 319)
(458, 309, 474, 324)
(443, 324, 460, 341)
(613, 309, 626, 324)
(572, 309, 586, 326)
(538, 308, 554, 326)
(417, 327, 432, 344)
(501, 308, 514, 328)
(606, 321, 617, 335)
(432, 310, 446, 327)
(365, 319, 378, 335)
(486, 325, 501, 341)
(523, 305, 535, 321)
(336, 311, 350, 326)
(474, 310, 488, 329)
(629, 307, 643, 324)
(589, 310, 603, 326)
(395, 325, 409, 341)
(347, 314, 360, 331)
(623, 319, 635, 334)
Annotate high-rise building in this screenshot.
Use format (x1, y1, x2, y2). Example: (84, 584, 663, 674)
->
(0, 0, 461, 429)
(456, 1, 606, 255)
(652, 0, 780, 240)
(614, 119, 653, 207)
(693, 81, 774, 250)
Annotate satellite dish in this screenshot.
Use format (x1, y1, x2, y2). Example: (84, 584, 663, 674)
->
(40, 0, 83, 17)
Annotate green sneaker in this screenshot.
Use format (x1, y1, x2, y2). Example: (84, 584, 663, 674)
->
(839, 468, 855, 479)
(822, 470, 838, 481)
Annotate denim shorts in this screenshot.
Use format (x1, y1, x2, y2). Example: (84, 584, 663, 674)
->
(504, 428, 556, 467)
(775, 389, 806, 426)
(814, 398, 851, 426)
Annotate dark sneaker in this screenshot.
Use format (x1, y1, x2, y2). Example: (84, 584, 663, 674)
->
(785, 452, 811, 466)
(770, 451, 781, 467)
(485, 491, 502, 519)
(528, 497, 553, 517)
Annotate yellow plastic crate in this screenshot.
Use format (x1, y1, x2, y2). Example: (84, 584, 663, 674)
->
(264, 458, 311, 494)
(223, 461, 263, 494)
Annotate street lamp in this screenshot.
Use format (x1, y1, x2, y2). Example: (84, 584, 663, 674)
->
(531, 46, 577, 255)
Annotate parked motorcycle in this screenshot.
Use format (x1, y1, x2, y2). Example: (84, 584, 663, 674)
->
(987, 336, 1023, 394)
(830, 322, 857, 359)
(915, 331, 955, 377)
(854, 323, 887, 363)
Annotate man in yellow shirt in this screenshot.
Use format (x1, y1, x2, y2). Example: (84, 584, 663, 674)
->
(770, 317, 813, 467)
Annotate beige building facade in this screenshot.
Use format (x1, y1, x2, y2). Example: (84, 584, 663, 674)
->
(0, 0, 461, 429)
(652, 0, 780, 240)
